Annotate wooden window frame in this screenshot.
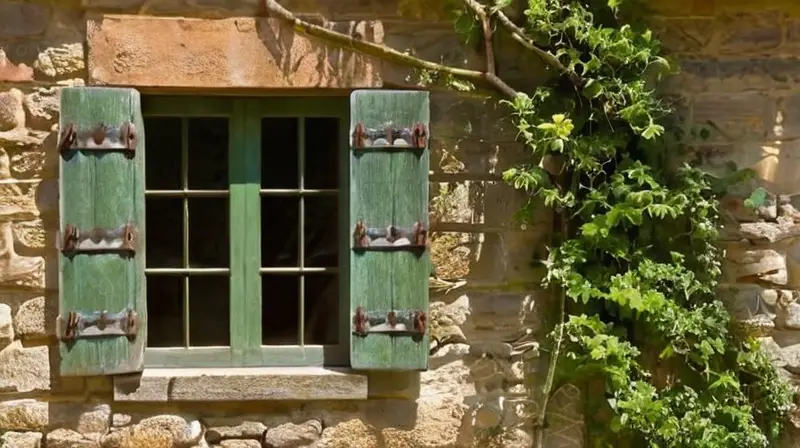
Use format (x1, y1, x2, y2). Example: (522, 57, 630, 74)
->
(141, 96, 350, 368)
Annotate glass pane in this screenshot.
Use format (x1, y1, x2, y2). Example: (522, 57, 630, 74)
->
(305, 117, 339, 190)
(189, 276, 230, 346)
(261, 197, 299, 267)
(188, 117, 229, 190)
(261, 275, 299, 345)
(305, 274, 339, 345)
(146, 276, 183, 347)
(304, 196, 338, 267)
(145, 198, 183, 268)
(144, 117, 181, 190)
(261, 118, 298, 189)
(188, 198, 229, 268)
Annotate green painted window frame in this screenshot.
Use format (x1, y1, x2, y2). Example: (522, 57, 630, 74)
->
(141, 96, 350, 368)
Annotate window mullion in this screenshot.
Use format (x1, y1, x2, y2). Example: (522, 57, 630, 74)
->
(229, 100, 262, 363)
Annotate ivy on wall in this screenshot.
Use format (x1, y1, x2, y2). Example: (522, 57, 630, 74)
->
(495, 1, 794, 446)
(263, 0, 795, 445)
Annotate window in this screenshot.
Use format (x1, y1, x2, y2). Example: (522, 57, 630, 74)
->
(56, 87, 430, 377)
(141, 97, 349, 367)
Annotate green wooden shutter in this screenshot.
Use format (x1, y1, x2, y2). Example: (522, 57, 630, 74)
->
(57, 87, 146, 376)
(349, 90, 430, 371)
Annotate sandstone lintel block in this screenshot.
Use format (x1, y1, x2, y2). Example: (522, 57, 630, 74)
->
(87, 15, 384, 89)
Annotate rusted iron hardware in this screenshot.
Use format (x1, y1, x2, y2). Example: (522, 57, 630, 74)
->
(352, 221, 427, 249)
(352, 122, 427, 148)
(58, 121, 138, 155)
(352, 306, 427, 337)
(58, 308, 139, 342)
(60, 224, 137, 255)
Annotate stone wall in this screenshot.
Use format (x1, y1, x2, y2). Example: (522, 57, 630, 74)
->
(652, 1, 800, 446)
(6, 0, 799, 447)
(0, 1, 554, 448)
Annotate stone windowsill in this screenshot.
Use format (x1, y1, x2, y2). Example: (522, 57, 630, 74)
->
(113, 367, 369, 402)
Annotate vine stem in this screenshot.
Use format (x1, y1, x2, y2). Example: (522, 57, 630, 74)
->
(262, 0, 518, 97)
(534, 277, 566, 447)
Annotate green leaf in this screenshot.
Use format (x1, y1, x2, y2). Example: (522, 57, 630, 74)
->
(641, 122, 665, 140)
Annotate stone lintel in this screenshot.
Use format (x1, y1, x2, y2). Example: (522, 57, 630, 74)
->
(87, 14, 383, 89)
(113, 367, 369, 402)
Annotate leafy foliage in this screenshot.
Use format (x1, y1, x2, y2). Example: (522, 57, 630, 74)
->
(459, 0, 795, 445)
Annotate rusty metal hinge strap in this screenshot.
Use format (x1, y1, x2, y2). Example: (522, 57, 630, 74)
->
(57, 308, 139, 342)
(352, 221, 427, 249)
(59, 121, 138, 155)
(352, 306, 427, 337)
(352, 122, 427, 149)
(59, 224, 137, 255)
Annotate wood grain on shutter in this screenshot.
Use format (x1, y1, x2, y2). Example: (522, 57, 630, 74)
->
(59, 87, 146, 375)
(349, 90, 430, 370)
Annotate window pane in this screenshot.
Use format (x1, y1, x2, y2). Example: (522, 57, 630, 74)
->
(146, 276, 183, 347)
(144, 117, 181, 190)
(261, 197, 299, 267)
(261, 118, 298, 189)
(188, 198, 229, 268)
(146, 198, 182, 268)
(304, 196, 338, 267)
(305, 117, 339, 190)
(188, 118, 229, 190)
(189, 276, 230, 346)
(261, 275, 299, 345)
(305, 274, 339, 345)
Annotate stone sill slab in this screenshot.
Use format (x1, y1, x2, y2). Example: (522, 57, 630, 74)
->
(113, 367, 368, 402)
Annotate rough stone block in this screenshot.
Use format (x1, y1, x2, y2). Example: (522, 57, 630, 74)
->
(45, 429, 98, 448)
(651, 18, 714, 54)
(0, 50, 34, 82)
(779, 93, 800, 138)
(33, 43, 84, 80)
(221, 440, 261, 448)
(0, 3, 50, 38)
(100, 415, 202, 448)
(716, 12, 784, 55)
(783, 18, 800, 53)
(12, 221, 47, 252)
(0, 431, 42, 448)
(691, 92, 774, 142)
(206, 420, 267, 443)
(719, 285, 778, 328)
(0, 303, 12, 347)
(13, 296, 49, 340)
(0, 342, 49, 393)
(263, 420, 322, 448)
(724, 247, 786, 284)
(0, 88, 25, 132)
(23, 88, 60, 130)
(86, 15, 382, 89)
(0, 222, 44, 290)
(0, 400, 48, 431)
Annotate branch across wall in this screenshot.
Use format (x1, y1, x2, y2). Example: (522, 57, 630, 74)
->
(262, 0, 519, 98)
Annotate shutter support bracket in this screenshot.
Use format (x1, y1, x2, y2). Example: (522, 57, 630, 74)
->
(59, 121, 138, 156)
(60, 223, 137, 255)
(352, 122, 427, 149)
(58, 308, 139, 342)
(352, 221, 428, 249)
(352, 306, 426, 338)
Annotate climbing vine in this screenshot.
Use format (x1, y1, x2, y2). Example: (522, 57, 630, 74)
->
(494, 0, 795, 446)
(262, 0, 794, 445)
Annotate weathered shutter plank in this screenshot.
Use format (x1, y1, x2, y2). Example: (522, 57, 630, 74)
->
(59, 87, 146, 376)
(349, 90, 430, 370)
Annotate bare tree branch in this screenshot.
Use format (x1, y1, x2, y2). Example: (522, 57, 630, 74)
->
(463, 0, 495, 76)
(263, 0, 518, 97)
